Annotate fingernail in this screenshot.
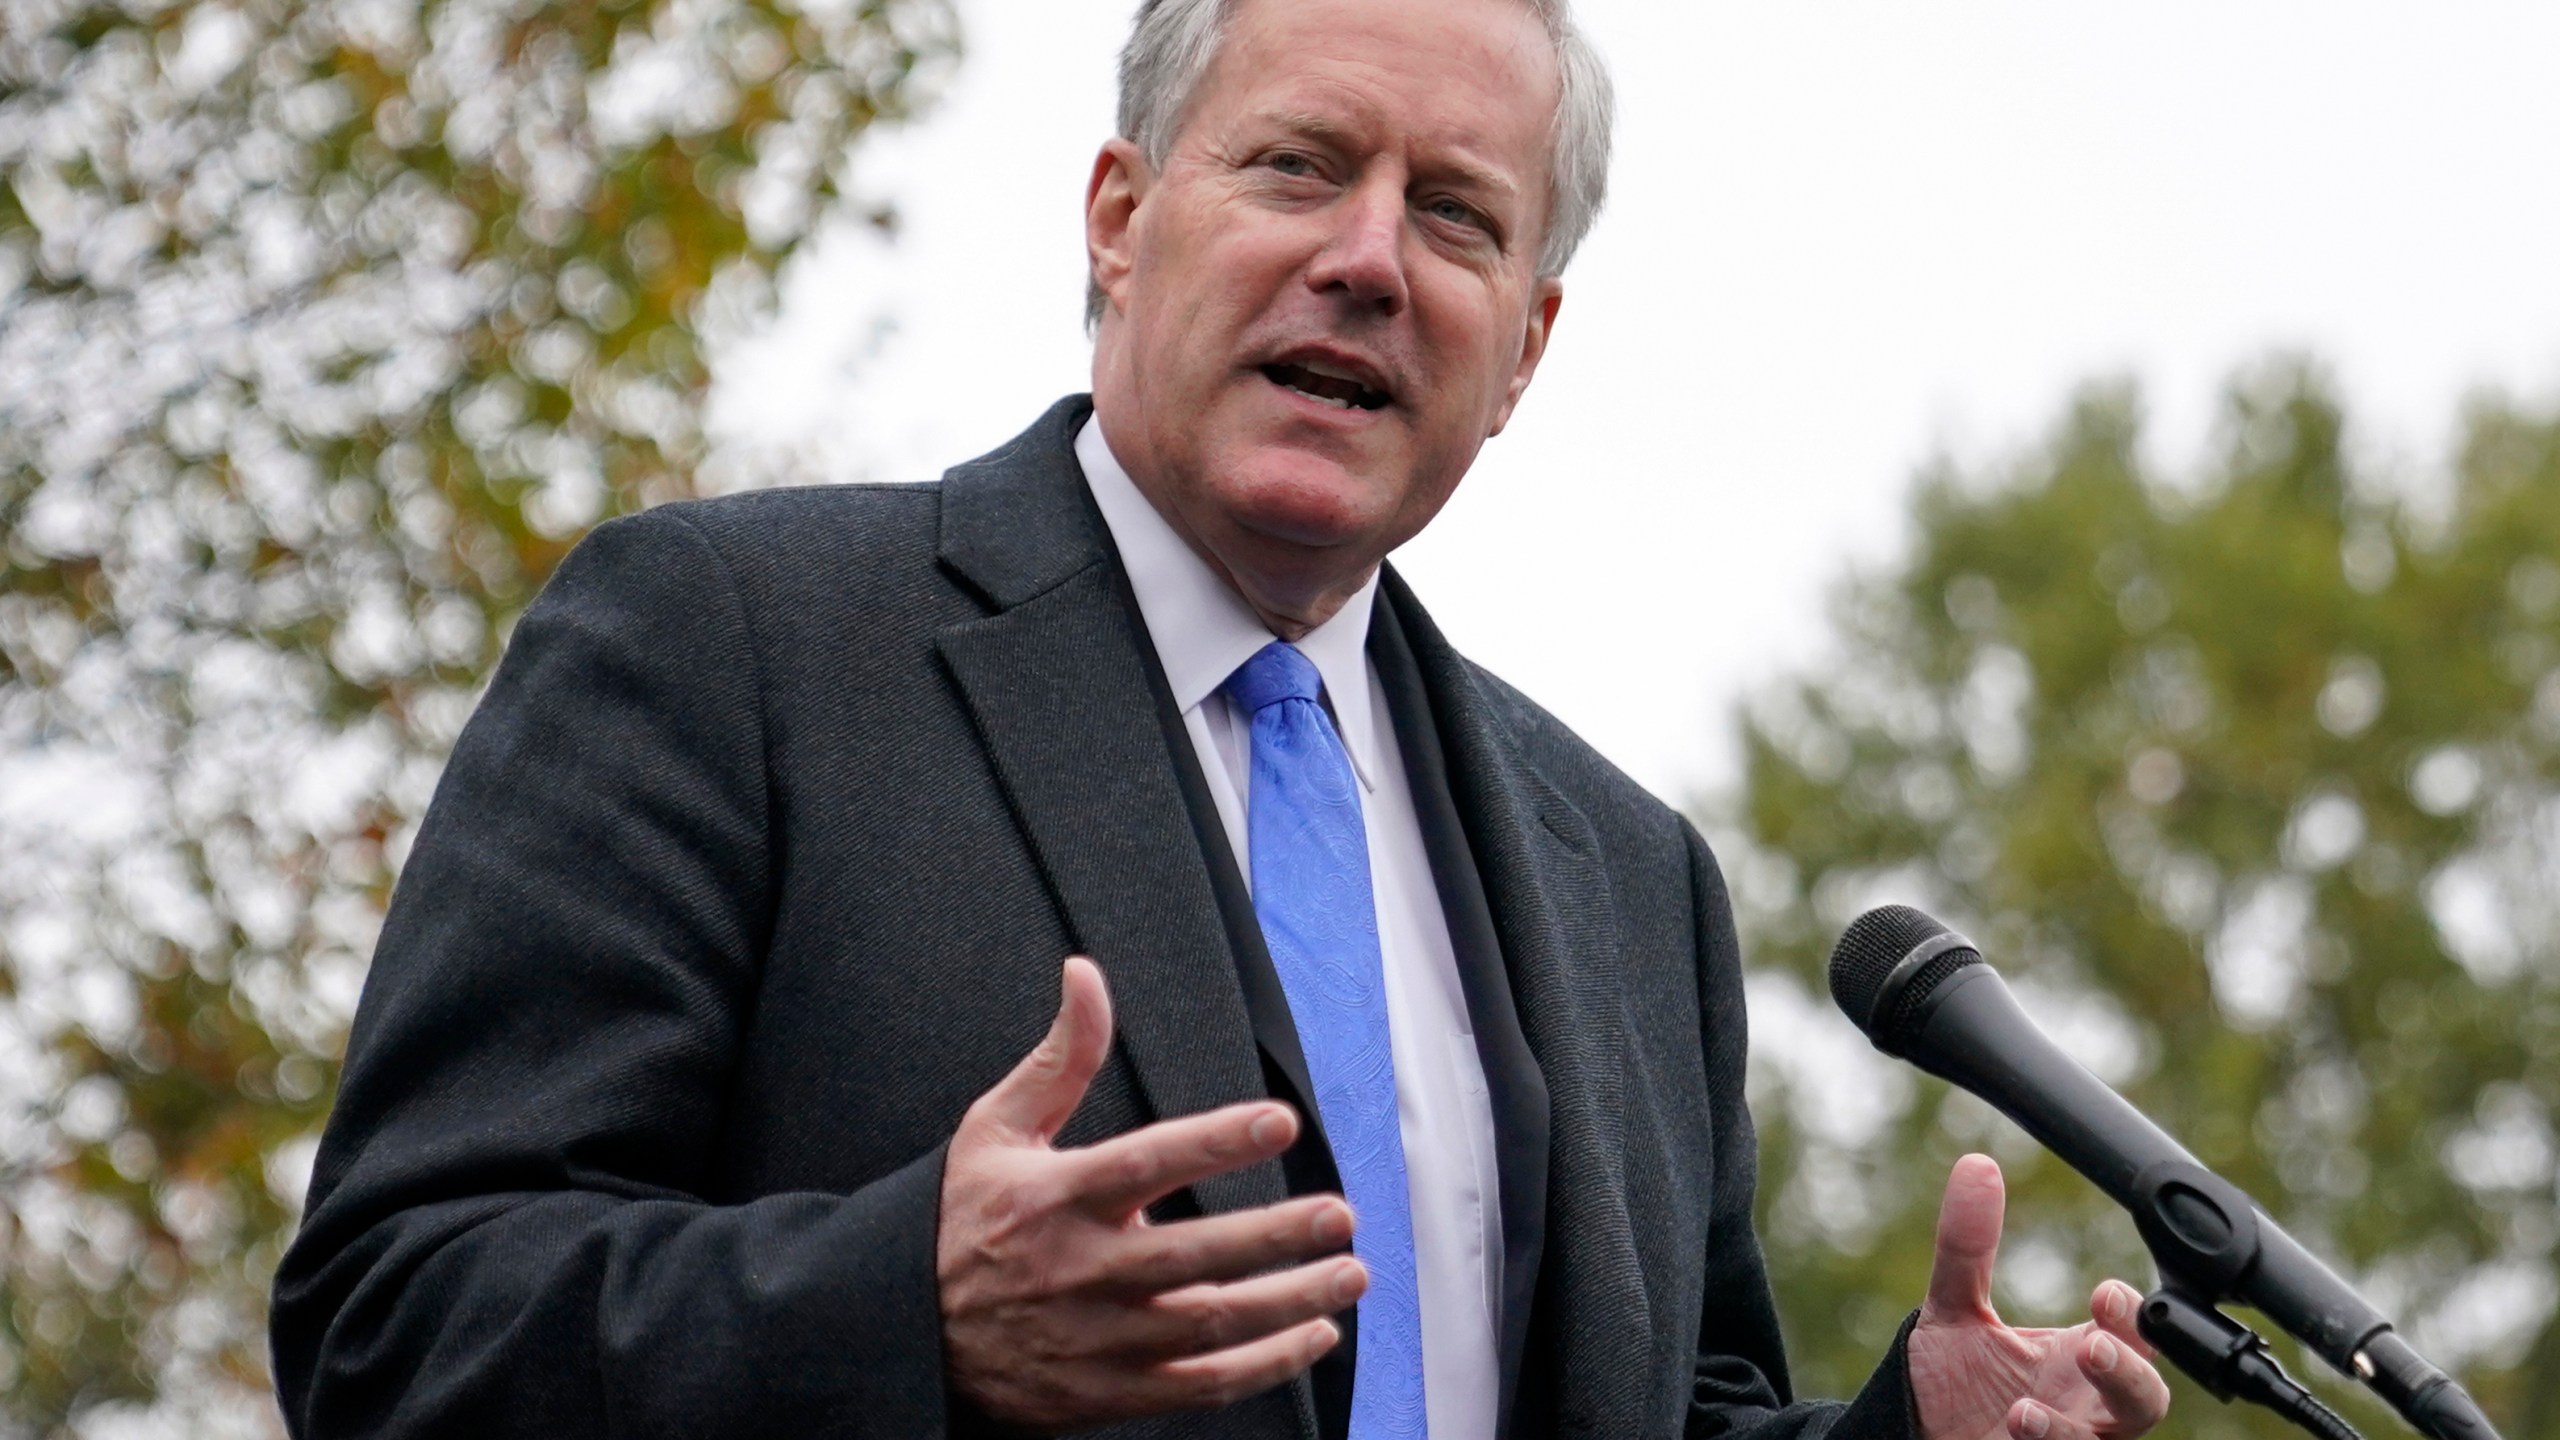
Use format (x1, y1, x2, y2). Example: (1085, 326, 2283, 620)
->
(2091, 1333, 2120, 1372)
(2016, 1402, 2051, 1439)
(1332, 1259, 1366, 1304)
(1249, 1109, 1291, 1148)
(1313, 1204, 1352, 1244)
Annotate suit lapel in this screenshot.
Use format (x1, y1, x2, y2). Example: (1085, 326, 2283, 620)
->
(1383, 568, 1655, 1439)
(933, 399, 1286, 1224)
(1368, 597, 1546, 1438)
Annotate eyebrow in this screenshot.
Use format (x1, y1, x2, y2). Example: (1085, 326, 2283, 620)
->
(1257, 108, 1523, 208)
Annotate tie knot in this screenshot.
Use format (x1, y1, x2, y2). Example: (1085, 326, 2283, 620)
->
(1223, 641, 1323, 713)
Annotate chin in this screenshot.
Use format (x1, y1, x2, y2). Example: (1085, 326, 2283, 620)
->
(1212, 447, 1401, 551)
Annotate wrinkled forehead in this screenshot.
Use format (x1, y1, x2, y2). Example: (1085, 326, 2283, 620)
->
(1188, 0, 1561, 182)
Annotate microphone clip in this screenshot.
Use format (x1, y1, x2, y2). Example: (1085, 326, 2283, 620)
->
(2129, 1161, 2371, 1440)
(2137, 1286, 2361, 1440)
(2129, 1159, 2262, 1296)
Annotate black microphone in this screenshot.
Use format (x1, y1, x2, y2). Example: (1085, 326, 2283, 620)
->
(1828, 903, 2501, 1440)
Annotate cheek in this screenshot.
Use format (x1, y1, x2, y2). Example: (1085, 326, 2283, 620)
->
(1417, 269, 1531, 386)
(1133, 280, 1244, 399)
(1426, 317, 1527, 433)
(1144, 203, 1273, 314)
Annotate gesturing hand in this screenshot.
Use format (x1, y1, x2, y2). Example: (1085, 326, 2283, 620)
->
(937, 956, 1366, 1432)
(1907, 1155, 2174, 1440)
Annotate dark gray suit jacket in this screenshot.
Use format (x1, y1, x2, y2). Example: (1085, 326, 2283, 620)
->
(271, 396, 1917, 1439)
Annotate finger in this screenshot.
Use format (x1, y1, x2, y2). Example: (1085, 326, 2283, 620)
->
(1923, 1153, 2005, 1324)
(2088, 1280, 2157, 1359)
(1106, 1193, 1356, 1293)
(1118, 1254, 1369, 1359)
(976, 956, 1114, 1142)
(2078, 1329, 2172, 1435)
(1067, 1102, 1301, 1217)
(2008, 1398, 2100, 1440)
(1144, 1317, 1340, 1413)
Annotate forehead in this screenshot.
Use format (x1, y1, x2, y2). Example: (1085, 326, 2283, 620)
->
(1191, 0, 1560, 183)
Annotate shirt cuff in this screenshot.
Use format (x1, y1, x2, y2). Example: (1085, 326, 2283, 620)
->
(1829, 1309, 1926, 1440)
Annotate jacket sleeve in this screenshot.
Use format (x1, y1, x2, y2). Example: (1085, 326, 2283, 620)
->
(270, 507, 952, 1439)
(1682, 820, 1921, 1440)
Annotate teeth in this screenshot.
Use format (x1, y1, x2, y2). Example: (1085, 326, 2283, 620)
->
(1264, 359, 1385, 410)
(1278, 372, 1353, 406)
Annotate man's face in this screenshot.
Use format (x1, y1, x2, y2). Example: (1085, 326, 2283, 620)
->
(1087, 0, 1565, 632)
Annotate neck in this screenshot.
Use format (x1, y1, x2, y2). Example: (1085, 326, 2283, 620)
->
(1127, 483, 1368, 640)
(1194, 545, 1373, 642)
(1090, 383, 1376, 642)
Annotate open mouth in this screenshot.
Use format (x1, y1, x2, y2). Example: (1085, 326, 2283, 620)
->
(1262, 361, 1392, 412)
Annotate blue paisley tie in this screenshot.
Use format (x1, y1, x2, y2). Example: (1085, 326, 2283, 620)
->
(1223, 641, 1426, 1439)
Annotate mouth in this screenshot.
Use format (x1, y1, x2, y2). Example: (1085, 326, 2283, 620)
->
(1261, 358, 1393, 412)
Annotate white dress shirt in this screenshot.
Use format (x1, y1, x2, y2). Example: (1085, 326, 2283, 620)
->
(1078, 416, 1503, 1439)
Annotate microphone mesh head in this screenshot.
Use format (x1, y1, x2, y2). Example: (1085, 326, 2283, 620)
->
(1827, 904, 1982, 1042)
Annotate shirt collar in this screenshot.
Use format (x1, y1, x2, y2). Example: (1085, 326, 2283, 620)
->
(1076, 414, 1384, 791)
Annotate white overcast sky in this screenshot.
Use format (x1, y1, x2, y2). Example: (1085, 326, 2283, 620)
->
(711, 0, 2560, 806)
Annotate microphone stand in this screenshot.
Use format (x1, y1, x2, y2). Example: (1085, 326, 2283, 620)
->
(2137, 1285, 2359, 1440)
(2121, 1159, 2504, 1440)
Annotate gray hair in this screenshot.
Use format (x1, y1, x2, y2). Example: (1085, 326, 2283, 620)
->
(1086, 0, 1615, 326)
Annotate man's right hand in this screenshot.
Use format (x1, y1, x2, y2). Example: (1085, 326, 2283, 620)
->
(937, 956, 1366, 1432)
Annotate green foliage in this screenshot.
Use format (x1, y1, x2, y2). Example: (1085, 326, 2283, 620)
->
(0, 0, 955, 1431)
(1722, 362, 2560, 1438)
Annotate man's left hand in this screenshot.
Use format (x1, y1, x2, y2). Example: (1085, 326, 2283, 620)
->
(1907, 1154, 2173, 1440)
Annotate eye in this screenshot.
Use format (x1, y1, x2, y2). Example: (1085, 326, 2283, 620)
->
(1424, 196, 1486, 230)
(1264, 150, 1318, 177)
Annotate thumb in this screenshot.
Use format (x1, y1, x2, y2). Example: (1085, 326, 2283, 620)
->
(976, 955, 1113, 1143)
(1923, 1153, 2005, 1325)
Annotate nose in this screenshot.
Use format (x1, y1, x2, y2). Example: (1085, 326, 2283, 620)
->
(1305, 173, 1410, 317)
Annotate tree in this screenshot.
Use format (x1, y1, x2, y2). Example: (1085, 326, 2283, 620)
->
(1720, 362, 2560, 1438)
(0, 0, 955, 1431)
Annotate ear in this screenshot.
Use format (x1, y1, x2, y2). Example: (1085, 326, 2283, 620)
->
(1487, 277, 1565, 437)
(1085, 138, 1152, 321)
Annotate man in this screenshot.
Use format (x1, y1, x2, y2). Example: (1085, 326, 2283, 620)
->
(272, 0, 2174, 1436)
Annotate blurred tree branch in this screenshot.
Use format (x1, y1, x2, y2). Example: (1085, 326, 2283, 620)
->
(1720, 363, 2560, 1439)
(0, 0, 955, 1431)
